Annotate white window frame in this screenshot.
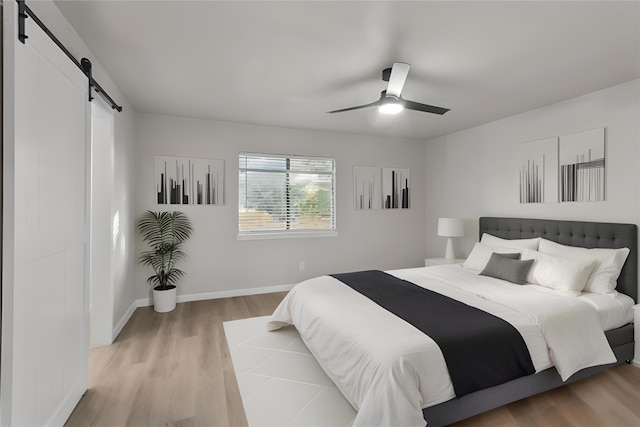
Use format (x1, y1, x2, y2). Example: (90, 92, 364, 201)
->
(238, 152, 338, 240)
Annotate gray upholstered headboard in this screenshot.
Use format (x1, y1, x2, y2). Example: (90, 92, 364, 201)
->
(479, 217, 638, 302)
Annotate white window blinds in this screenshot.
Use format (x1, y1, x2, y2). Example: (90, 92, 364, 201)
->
(239, 153, 336, 235)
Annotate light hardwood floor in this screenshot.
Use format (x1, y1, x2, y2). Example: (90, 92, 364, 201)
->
(66, 293, 640, 427)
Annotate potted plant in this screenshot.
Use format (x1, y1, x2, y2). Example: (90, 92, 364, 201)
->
(137, 210, 193, 313)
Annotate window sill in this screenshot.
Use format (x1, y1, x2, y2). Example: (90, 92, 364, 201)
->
(237, 230, 338, 241)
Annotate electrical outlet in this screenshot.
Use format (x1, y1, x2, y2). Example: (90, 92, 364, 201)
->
(299, 261, 306, 271)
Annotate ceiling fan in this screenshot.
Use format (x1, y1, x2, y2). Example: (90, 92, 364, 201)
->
(327, 62, 450, 116)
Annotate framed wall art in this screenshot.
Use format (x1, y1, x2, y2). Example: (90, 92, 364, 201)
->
(518, 137, 558, 204)
(559, 127, 605, 202)
(155, 155, 224, 205)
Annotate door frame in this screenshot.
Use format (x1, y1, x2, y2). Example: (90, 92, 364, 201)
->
(89, 97, 115, 347)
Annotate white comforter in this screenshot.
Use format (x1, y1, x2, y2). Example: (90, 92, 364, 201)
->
(268, 265, 616, 427)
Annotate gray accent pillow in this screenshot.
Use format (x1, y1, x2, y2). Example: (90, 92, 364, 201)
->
(480, 253, 534, 285)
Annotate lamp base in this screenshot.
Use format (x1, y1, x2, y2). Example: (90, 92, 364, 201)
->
(444, 237, 455, 260)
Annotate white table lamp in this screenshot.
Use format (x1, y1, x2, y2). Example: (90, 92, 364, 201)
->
(437, 218, 464, 259)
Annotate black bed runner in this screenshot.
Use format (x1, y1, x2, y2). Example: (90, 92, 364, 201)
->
(330, 270, 535, 397)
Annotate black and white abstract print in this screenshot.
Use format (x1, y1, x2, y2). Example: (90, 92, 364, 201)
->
(155, 155, 225, 205)
(559, 128, 605, 202)
(518, 137, 559, 204)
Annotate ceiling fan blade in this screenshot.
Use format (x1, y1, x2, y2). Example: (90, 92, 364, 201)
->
(403, 99, 450, 115)
(386, 62, 410, 98)
(327, 100, 380, 114)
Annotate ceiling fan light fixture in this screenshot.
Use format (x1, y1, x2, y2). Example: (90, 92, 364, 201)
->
(379, 97, 404, 115)
(327, 63, 449, 116)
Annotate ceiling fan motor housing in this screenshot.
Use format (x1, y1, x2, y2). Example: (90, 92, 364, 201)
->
(382, 67, 392, 82)
(379, 91, 401, 104)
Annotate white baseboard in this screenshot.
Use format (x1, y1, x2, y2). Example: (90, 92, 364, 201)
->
(112, 300, 137, 341)
(135, 284, 295, 308)
(136, 297, 154, 308)
(632, 359, 640, 368)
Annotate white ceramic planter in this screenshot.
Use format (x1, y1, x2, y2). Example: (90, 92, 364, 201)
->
(153, 286, 177, 313)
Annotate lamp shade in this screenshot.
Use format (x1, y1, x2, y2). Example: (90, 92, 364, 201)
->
(437, 218, 464, 237)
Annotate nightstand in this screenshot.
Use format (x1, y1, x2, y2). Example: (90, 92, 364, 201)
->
(633, 305, 640, 367)
(425, 258, 465, 267)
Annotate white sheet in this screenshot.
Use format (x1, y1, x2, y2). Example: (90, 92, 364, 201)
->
(578, 291, 634, 330)
(268, 265, 618, 427)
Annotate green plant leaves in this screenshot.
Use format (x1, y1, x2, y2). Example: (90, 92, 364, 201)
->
(137, 211, 193, 288)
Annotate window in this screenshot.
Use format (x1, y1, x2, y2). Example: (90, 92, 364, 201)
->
(239, 153, 336, 238)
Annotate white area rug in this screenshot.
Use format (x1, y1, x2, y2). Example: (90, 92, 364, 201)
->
(224, 316, 356, 427)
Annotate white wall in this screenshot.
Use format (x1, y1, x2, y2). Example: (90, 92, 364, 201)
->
(134, 113, 426, 301)
(424, 79, 640, 261)
(12, 1, 137, 336)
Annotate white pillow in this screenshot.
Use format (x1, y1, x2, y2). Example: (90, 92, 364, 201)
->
(537, 239, 630, 295)
(463, 242, 523, 271)
(480, 233, 541, 250)
(520, 249, 597, 296)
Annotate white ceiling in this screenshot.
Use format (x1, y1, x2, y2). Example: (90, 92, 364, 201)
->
(54, 1, 640, 140)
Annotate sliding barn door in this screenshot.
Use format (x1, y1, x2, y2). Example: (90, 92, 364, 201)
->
(2, 3, 90, 426)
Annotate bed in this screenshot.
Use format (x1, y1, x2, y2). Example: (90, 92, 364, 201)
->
(268, 217, 638, 426)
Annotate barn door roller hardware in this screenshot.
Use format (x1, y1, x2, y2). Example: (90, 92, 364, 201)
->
(17, 0, 123, 112)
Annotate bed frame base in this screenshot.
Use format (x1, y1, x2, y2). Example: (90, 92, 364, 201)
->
(423, 342, 633, 427)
